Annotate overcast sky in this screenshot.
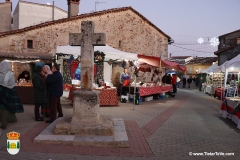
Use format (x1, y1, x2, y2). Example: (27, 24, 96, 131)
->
(3, 0, 240, 57)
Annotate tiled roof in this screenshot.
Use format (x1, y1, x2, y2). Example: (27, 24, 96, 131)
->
(187, 57, 218, 64)
(19, 1, 67, 13)
(0, 54, 52, 60)
(170, 56, 191, 59)
(219, 29, 240, 38)
(0, 6, 171, 39)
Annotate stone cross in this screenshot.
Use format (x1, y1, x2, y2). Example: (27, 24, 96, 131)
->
(69, 21, 106, 90)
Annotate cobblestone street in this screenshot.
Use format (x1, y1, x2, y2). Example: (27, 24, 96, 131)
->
(0, 87, 240, 160)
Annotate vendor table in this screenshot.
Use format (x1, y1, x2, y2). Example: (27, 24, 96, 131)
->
(214, 87, 240, 100)
(128, 85, 172, 97)
(220, 97, 240, 129)
(204, 85, 215, 95)
(214, 87, 226, 100)
(68, 87, 119, 106)
(15, 86, 34, 104)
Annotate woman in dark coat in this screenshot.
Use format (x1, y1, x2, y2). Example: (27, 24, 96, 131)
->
(32, 65, 47, 121)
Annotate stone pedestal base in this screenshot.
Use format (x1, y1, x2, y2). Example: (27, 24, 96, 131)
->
(54, 115, 113, 136)
(33, 118, 129, 147)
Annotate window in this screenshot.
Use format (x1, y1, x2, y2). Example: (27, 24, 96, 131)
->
(27, 40, 33, 49)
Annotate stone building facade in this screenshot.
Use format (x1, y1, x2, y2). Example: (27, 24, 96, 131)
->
(13, 1, 67, 30)
(0, 0, 12, 32)
(0, 7, 170, 85)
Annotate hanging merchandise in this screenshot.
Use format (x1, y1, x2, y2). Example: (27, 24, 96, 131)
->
(107, 59, 117, 65)
(128, 60, 134, 67)
(68, 55, 74, 64)
(133, 66, 138, 77)
(94, 51, 105, 82)
(63, 60, 71, 84)
(74, 64, 81, 80)
(71, 59, 79, 79)
(121, 60, 126, 68)
(94, 51, 105, 65)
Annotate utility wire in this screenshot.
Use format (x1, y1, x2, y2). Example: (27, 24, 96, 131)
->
(171, 44, 215, 53)
(173, 42, 209, 45)
(170, 46, 215, 53)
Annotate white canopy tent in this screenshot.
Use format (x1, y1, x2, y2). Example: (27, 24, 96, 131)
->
(201, 63, 219, 74)
(209, 55, 240, 89)
(55, 45, 138, 85)
(224, 54, 240, 69)
(56, 45, 138, 61)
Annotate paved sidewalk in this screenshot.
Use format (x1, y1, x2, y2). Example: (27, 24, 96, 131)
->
(0, 87, 240, 160)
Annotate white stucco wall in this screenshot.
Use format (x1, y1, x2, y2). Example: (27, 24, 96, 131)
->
(13, 2, 67, 30)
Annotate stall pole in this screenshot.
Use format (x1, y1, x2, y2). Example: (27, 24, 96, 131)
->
(221, 71, 223, 101)
(132, 74, 136, 110)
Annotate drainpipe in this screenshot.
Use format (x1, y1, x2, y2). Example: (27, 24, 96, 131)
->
(52, 1, 54, 21)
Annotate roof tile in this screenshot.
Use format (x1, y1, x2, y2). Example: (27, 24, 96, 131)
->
(0, 7, 170, 39)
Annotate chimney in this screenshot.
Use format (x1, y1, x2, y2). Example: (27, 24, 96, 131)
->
(67, 0, 80, 18)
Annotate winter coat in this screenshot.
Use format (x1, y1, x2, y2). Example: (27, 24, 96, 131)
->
(187, 78, 192, 84)
(46, 71, 63, 97)
(172, 75, 177, 85)
(32, 72, 47, 104)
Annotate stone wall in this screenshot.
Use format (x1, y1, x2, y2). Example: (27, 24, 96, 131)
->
(0, 9, 169, 59)
(13, 1, 67, 30)
(0, 2, 12, 32)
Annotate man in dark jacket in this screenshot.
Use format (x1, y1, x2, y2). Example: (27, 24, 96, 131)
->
(45, 63, 63, 123)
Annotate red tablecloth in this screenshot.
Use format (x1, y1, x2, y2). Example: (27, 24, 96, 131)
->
(214, 88, 225, 99)
(68, 87, 119, 106)
(96, 88, 119, 106)
(220, 100, 240, 129)
(139, 85, 172, 97)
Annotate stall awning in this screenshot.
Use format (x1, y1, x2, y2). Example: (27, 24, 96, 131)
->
(137, 54, 186, 71)
(56, 45, 138, 61)
(201, 63, 219, 73)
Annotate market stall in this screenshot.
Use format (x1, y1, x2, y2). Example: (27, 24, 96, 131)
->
(57, 45, 137, 106)
(219, 54, 240, 128)
(201, 64, 225, 96)
(119, 54, 184, 102)
(220, 97, 240, 129)
(0, 58, 52, 104)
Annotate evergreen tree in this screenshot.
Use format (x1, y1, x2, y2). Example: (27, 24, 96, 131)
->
(17, 142, 20, 149)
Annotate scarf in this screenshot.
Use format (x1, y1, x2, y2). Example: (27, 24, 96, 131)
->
(0, 60, 15, 89)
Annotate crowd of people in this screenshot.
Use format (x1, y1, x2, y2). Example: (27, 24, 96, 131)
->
(0, 60, 63, 130)
(162, 73, 196, 91)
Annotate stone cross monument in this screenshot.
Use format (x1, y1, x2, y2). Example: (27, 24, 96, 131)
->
(56, 21, 113, 135)
(69, 21, 106, 90)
